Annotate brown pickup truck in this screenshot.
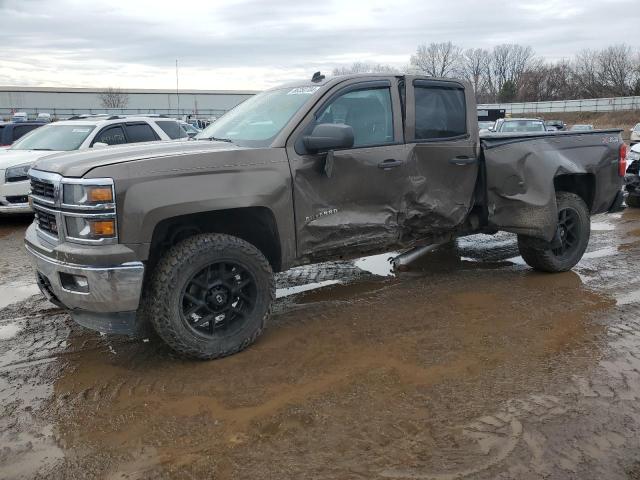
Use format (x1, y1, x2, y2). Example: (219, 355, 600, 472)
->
(25, 73, 626, 359)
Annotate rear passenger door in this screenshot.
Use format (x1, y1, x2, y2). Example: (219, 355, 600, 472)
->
(91, 122, 159, 146)
(402, 77, 479, 239)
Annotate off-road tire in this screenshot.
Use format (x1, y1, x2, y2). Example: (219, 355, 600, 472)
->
(147, 233, 275, 359)
(627, 194, 640, 208)
(517, 192, 590, 273)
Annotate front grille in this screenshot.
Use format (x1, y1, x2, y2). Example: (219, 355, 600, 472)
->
(34, 208, 58, 236)
(31, 178, 55, 199)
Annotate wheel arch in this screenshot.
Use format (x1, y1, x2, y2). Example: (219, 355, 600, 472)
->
(553, 173, 596, 212)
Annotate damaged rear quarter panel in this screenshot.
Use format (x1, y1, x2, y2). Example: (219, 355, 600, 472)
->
(483, 131, 622, 240)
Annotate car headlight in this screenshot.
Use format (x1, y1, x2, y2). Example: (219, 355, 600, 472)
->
(64, 215, 117, 241)
(63, 183, 114, 206)
(5, 163, 31, 182)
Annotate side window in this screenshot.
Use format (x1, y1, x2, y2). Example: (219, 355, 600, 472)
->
(156, 120, 187, 139)
(316, 87, 394, 148)
(124, 123, 159, 143)
(93, 125, 126, 146)
(12, 125, 39, 142)
(414, 85, 466, 140)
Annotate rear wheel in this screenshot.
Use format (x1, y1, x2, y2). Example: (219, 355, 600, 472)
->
(517, 192, 590, 272)
(148, 233, 274, 359)
(627, 195, 640, 208)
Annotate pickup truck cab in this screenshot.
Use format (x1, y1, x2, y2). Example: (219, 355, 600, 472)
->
(25, 74, 626, 359)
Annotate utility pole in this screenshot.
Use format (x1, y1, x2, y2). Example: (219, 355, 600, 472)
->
(176, 59, 180, 119)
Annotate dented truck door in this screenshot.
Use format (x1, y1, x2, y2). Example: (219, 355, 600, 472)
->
(286, 77, 410, 261)
(400, 78, 480, 241)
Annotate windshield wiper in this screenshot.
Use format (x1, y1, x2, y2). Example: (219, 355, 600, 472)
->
(203, 137, 233, 143)
(32, 148, 53, 151)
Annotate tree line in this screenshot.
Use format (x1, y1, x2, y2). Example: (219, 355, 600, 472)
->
(332, 43, 640, 103)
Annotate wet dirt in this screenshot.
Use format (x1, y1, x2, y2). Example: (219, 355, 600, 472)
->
(1, 210, 640, 479)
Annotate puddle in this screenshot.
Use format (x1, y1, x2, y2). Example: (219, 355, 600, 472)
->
(616, 289, 640, 306)
(354, 251, 399, 277)
(583, 246, 618, 260)
(0, 322, 22, 340)
(0, 282, 40, 309)
(276, 280, 342, 298)
(591, 222, 615, 231)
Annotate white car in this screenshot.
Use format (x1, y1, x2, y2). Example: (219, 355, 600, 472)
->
(0, 115, 186, 213)
(630, 123, 640, 146)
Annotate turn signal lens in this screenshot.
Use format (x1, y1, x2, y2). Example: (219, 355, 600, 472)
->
(89, 219, 116, 237)
(87, 186, 113, 203)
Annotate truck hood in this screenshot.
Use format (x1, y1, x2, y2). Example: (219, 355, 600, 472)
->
(0, 149, 62, 170)
(33, 140, 242, 178)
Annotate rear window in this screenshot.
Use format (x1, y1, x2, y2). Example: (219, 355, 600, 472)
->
(155, 120, 187, 139)
(125, 123, 159, 143)
(414, 82, 467, 140)
(499, 121, 545, 133)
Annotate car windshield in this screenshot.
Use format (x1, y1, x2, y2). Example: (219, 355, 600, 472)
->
(634, 123, 640, 132)
(499, 120, 545, 133)
(196, 86, 318, 147)
(10, 124, 96, 151)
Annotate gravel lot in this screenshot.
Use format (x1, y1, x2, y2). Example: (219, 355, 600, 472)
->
(1, 209, 640, 479)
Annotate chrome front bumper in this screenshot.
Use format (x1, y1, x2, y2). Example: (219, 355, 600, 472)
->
(25, 239, 145, 335)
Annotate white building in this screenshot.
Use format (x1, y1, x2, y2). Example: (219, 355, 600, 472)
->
(0, 86, 257, 120)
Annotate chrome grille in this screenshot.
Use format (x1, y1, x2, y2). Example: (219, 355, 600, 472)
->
(31, 178, 55, 199)
(34, 208, 58, 236)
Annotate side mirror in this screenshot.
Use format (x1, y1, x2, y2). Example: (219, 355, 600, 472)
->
(92, 142, 109, 148)
(303, 123, 354, 153)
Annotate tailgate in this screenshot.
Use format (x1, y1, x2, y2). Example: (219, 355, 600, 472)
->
(481, 130, 623, 241)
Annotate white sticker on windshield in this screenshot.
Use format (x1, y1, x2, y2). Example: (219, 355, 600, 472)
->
(72, 128, 90, 133)
(287, 87, 320, 95)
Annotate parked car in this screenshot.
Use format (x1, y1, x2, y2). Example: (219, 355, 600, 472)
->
(0, 122, 46, 147)
(36, 113, 52, 123)
(25, 73, 625, 359)
(10, 112, 29, 122)
(630, 123, 640, 146)
(625, 143, 640, 207)
(478, 120, 495, 132)
(545, 120, 566, 131)
(494, 118, 547, 133)
(570, 124, 595, 131)
(0, 115, 185, 213)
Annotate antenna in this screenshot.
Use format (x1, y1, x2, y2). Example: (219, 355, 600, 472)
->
(176, 59, 180, 119)
(311, 71, 325, 83)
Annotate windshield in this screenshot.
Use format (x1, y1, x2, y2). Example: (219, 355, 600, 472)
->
(11, 124, 96, 151)
(498, 120, 545, 133)
(634, 123, 640, 132)
(196, 86, 318, 147)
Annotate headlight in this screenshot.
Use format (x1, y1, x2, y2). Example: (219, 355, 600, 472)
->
(5, 163, 31, 182)
(63, 183, 114, 206)
(64, 216, 117, 241)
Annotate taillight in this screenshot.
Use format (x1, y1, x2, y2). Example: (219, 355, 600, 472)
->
(619, 143, 627, 176)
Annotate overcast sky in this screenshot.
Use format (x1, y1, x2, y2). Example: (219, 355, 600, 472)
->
(0, 0, 637, 90)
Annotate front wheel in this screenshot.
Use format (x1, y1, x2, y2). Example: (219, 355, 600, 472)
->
(517, 192, 590, 273)
(147, 233, 275, 359)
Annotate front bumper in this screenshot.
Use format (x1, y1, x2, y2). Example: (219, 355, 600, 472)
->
(0, 177, 32, 214)
(25, 225, 145, 335)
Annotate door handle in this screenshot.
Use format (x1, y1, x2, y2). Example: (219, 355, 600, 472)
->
(449, 156, 477, 166)
(378, 159, 403, 170)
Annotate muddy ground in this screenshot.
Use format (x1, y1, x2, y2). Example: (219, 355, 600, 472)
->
(1, 210, 640, 479)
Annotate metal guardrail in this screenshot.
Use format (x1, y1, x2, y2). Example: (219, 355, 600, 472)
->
(478, 96, 640, 114)
(0, 107, 229, 121)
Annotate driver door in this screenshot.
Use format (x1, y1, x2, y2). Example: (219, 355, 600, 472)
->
(286, 77, 411, 261)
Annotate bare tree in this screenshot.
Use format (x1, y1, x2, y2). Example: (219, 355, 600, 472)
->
(410, 42, 462, 78)
(461, 48, 491, 99)
(489, 44, 535, 97)
(98, 87, 129, 109)
(332, 62, 399, 76)
(598, 44, 636, 96)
